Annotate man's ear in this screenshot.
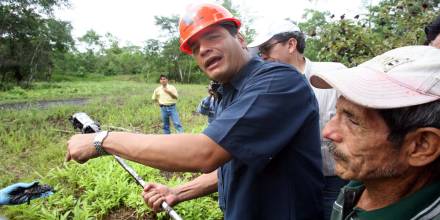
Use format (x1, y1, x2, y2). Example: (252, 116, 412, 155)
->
(287, 38, 298, 54)
(404, 128, 440, 167)
(237, 33, 246, 48)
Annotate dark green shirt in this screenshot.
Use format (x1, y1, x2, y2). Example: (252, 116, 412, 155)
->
(331, 180, 440, 220)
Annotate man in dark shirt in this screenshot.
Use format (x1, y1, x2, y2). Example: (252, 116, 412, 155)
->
(66, 3, 323, 219)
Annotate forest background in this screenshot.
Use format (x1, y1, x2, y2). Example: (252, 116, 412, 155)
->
(2, 0, 439, 91)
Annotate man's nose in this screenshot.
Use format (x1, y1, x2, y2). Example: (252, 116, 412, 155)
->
(322, 116, 342, 143)
(199, 42, 213, 58)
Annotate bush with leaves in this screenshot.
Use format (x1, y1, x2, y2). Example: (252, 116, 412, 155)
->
(300, 0, 440, 67)
(0, 0, 74, 87)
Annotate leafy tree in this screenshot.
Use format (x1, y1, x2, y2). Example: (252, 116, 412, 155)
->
(72, 30, 105, 74)
(221, 0, 256, 42)
(153, 15, 201, 83)
(0, 0, 73, 89)
(299, 0, 440, 67)
(78, 29, 104, 53)
(49, 0, 255, 84)
(142, 39, 162, 82)
(299, 9, 331, 60)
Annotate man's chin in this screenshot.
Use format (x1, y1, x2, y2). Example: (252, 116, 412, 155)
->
(335, 166, 354, 180)
(206, 70, 224, 81)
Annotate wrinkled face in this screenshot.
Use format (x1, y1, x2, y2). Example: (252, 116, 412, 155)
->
(430, 34, 440, 49)
(159, 77, 168, 86)
(189, 25, 247, 82)
(322, 97, 407, 181)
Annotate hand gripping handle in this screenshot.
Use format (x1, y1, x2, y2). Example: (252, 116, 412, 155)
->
(114, 156, 183, 220)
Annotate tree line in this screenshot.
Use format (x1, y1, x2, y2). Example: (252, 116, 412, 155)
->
(1, 0, 439, 91)
(301, 0, 440, 66)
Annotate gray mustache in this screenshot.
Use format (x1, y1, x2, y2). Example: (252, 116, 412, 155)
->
(328, 142, 349, 162)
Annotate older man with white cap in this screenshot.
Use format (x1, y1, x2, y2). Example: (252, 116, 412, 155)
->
(310, 45, 440, 219)
(249, 20, 348, 220)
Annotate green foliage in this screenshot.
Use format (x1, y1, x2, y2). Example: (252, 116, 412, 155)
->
(8, 0, 438, 89)
(0, 0, 74, 86)
(0, 78, 219, 219)
(221, 0, 256, 42)
(299, 0, 440, 67)
(0, 0, 257, 88)
(153, 15, 203, 83)
(8, 0, 440, 88)
(78, 30, 104, 53)
(0, 76, 146, 104)
(52, 0, 252, 85)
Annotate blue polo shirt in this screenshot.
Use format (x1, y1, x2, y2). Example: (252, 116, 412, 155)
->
(203, 57, 324, 220)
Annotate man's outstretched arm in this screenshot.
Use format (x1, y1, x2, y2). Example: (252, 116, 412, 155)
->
(66, 132, 230, 173)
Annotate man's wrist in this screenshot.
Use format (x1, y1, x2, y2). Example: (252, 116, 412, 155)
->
(170, 187, 182, 204)
(93, 131, 110, 156)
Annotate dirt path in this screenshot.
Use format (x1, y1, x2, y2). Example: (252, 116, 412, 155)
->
(0, 98, 89, 110)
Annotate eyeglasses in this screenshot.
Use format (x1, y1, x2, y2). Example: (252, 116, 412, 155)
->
(258, 41, 282, 57)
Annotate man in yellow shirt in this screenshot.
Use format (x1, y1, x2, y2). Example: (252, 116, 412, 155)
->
(151, 75, 183, 134)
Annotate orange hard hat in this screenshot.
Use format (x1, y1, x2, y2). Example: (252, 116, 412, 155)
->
(178, 3, 241, 54)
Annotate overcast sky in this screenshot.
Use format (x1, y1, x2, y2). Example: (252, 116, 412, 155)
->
(55, 0, 380, 47)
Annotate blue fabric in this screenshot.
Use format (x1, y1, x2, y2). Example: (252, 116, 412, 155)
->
(203, 57, 324, 220)
(197, 95, 218, 123)
(0, 182, 54, 205)
(160, 105, 183, 134)
(323, 176, 348, 220)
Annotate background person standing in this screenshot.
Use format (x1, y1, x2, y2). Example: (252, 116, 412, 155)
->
(196, 81, 220, 124)
(152, 74, 183, 134)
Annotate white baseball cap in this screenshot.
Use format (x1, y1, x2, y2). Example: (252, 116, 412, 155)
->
(248, 20, 301, 48)
(310, 45, 440, 109)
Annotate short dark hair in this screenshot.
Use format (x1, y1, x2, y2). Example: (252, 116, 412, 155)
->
(378, 100, 440, 179)
(220, 22, 239, 36)
(378, 101, 440, 146)
(271, 31, 306, 54)
(159, 74, 168, 79)
(425, 15, 440, 45)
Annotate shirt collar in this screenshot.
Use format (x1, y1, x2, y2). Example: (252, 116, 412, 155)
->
(346, 180, 440, 220)
(228, 57, 264, 90)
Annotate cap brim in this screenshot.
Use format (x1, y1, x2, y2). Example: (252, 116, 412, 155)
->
(248, 20, 301, 48)
(310, 67, 439, 109)
(248, 33, 272, 48)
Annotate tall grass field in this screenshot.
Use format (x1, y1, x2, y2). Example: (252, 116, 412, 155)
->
(0, 75, 222, 219)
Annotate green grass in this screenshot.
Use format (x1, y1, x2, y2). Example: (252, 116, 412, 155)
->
(0, 75, 144, 104)
(0, 77, 222, 219)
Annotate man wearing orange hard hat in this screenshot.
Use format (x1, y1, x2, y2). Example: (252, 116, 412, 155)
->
(66, 3, 324, 219)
